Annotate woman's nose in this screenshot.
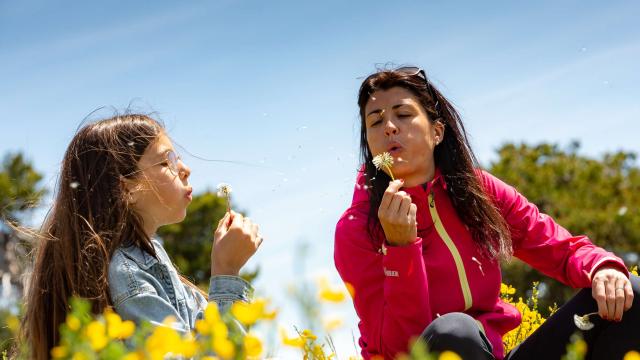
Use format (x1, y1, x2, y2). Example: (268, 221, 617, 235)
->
(384, 119, 399, 136)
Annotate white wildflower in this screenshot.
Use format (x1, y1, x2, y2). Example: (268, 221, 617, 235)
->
(573, 312, 596, 331)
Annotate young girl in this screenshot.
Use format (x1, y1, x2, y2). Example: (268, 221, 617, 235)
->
(21, 114, 263, 359)
(334, 67, 639, 359)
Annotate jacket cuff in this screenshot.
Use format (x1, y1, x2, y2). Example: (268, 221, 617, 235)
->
(382, 238, 423, 277)
(209, 275, 253, 303)
(588, 256, 630, 283)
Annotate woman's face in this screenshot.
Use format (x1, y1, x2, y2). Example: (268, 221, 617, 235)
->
(364, 86, 444, 186)
(128, 133, 193, 235)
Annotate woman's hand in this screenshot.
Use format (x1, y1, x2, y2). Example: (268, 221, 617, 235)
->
(211, 210, 262, 276)
(378, 179, 417, 247)
(591, 266, 633, 321)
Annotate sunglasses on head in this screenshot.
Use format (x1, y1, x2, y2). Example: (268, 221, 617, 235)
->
(394, 66, 440, 116)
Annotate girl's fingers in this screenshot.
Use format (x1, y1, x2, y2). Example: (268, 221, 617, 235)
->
(215, 212, 231, 236)
(231, 211, 244, 228)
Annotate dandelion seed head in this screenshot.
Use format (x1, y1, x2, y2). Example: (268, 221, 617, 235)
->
(217, 183, 232, 197)
(69, 182, 80, 189)
(372, 152, 394, 170)
(618, 206, 628, 216)
(573, 314, 594, 330)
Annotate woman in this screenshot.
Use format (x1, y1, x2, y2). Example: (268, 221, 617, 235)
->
(334, 67, 639, 359)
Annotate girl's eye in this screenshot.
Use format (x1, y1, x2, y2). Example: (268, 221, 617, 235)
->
(370, 120, 382, 127)
(398, 113, 412, 118)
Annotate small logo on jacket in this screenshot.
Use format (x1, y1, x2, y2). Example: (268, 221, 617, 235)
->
(384, 268, 399, 277)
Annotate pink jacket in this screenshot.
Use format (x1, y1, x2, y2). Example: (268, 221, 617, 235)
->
(334, 169, 627, 359)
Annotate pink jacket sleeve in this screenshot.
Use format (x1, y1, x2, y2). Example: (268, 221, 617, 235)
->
(480, 171, 628, 288)
(334, 208, 432, 358)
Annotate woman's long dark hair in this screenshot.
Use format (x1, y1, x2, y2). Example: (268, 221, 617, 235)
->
(357, 68, 512, 261)
(21, 114, 204, 360)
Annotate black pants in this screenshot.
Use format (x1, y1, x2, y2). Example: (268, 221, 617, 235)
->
(419, 275, 640, 360)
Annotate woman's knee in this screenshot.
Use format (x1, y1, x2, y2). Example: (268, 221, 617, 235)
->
(420, 313, 493, 359)
(422, 312, 482, 343)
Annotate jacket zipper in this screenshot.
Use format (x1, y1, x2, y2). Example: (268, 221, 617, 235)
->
(428, 190, 473, 310)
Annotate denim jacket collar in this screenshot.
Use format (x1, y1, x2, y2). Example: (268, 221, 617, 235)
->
(117, 239, 161, 270)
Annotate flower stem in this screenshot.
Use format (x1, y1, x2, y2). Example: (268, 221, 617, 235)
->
(384, 165, 395, 180)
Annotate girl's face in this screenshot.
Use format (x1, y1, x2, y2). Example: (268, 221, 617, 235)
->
(128, 133, 193, 235)
(364, 86, 444, 186)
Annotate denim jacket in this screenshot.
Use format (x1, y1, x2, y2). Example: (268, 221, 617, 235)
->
(108, 238, 253, 332)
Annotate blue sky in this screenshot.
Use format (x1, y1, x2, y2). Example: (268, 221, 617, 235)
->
(2, 0, 639, 357)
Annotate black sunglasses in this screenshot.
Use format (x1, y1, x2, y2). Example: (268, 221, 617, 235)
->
(394, 66, 441, 116)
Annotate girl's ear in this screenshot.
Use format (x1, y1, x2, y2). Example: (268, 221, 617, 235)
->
(120, 176, 142, 204)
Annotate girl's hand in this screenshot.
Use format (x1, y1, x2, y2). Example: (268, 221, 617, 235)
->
(378, 179, 417, 247)
(211, 210, 262, 276)
(591, 266, 634, 321)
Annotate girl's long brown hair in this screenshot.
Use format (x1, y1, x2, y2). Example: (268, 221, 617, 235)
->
(357, 68, 512, 261)
(21, 114, 204, 359)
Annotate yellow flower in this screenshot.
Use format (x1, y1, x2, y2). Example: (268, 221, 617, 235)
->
(322, 316, 343, 332)
(195, 319, 211, 335)
(230, 298, 275, 326)
(500, 283, 516, 296)
(631, 266, 638, 276)
(177, 338, 198, 358)
(145, 321, 182, 359)
(574, 339, 587, 356)
(280, 327, 305, 348)
(345, 282, 356, 298)
(624, 351, 640, 360)
(105, 310, 136, 339)
(65, 314, 81, 331)
(301, 329, 318, 340)
(71, 352, 88, 360)
(121, 352, 143, 360)
(213, 337, 235, 359)
(244, 332, 263, 358)
(439, 351, 462, 360)
(51, 345, 68, 359)
(85, 320, 108, 351)
(318, 277, 347, 303)
(6, 315, 20, 334)
(205, 302, 222, 323)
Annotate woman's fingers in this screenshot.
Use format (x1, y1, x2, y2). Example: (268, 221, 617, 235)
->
(614, 277, 627, 321)
(379, 180, 404, 214)
(605, 277, 617, 320)
(593, 279, 608, 319)
(624, 280, 634, 311)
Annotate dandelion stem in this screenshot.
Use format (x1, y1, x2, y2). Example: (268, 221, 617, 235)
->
(384, 165, 395, 180)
